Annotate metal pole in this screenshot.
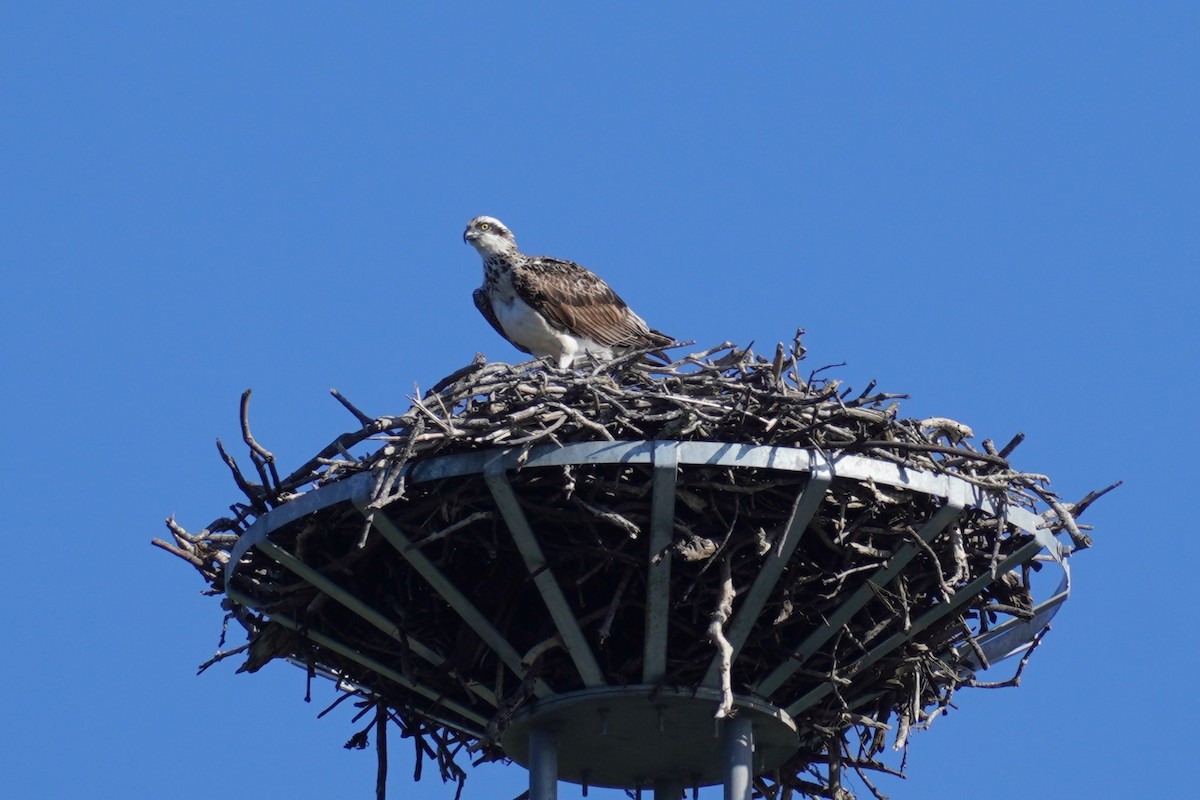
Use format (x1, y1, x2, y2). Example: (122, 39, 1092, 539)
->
(654, 777, 684, 800)
(528, 728, 558, 800)
(722, 716, 753, 800)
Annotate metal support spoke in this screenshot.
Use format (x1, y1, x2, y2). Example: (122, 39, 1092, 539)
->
(703, 470, 832, 688)
(755, 502, 964, 697)
(485, 463, 606, 688)
(253, 540, 465, 683)
(225, 587, 490, 734)
(644, 440, 678, 684)
(784, 536, 1045, 716)
(358, 501, 552, 698)
(722, 716, 754, 800)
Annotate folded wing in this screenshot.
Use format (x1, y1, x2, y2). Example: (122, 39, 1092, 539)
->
(512, 257, 672, 349)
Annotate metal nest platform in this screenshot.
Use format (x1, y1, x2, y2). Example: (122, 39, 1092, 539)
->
(157, 339, 1111, 800)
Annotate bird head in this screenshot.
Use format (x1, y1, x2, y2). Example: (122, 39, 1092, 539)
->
(463, 216, 518, 257)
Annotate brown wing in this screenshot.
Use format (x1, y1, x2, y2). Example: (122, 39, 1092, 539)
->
(512, 256, 672, 348)
(473, 286, 531, 354)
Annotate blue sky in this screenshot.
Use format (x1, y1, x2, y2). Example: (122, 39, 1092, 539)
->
(2, 3, 1196, 798)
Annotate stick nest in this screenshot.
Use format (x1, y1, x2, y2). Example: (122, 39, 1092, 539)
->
(156, 335, 1111, 800)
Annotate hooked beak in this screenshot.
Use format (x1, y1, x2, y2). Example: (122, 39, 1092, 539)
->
(463, 229, 479, 244)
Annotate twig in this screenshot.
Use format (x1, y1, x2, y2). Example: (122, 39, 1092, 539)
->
(599, 569, 633, 645)
(709, 555, 736, 718)
(967, 624, 1052, 689)
(215, 437, 264, 508)
(376, 700, 389, 800)
(997, 432, 1025, 458)
(240, 389, 280, 491)
(1028, 483, 1092, 549)
(409, 511, 494, 549)
(196, 644, 251, 675)
(331, 388, 374, 426)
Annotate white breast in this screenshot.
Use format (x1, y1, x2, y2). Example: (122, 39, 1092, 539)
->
(487, 270, 613, 368)
(494, 292, 575, 361)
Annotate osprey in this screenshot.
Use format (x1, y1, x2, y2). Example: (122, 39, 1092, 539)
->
(464, 215, 672, 369)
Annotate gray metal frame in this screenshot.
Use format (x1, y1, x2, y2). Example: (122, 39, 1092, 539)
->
(224, 439, 1071, 795)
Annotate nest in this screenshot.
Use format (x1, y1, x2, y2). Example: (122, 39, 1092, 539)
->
(156, 335, 1112, 800)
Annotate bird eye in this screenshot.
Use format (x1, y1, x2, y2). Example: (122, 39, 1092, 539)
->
(479, 222, 491, 232)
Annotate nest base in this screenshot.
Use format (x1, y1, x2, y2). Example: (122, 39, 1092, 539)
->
(500, 686, 798, 789)
(156, 342, 1111, 800)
